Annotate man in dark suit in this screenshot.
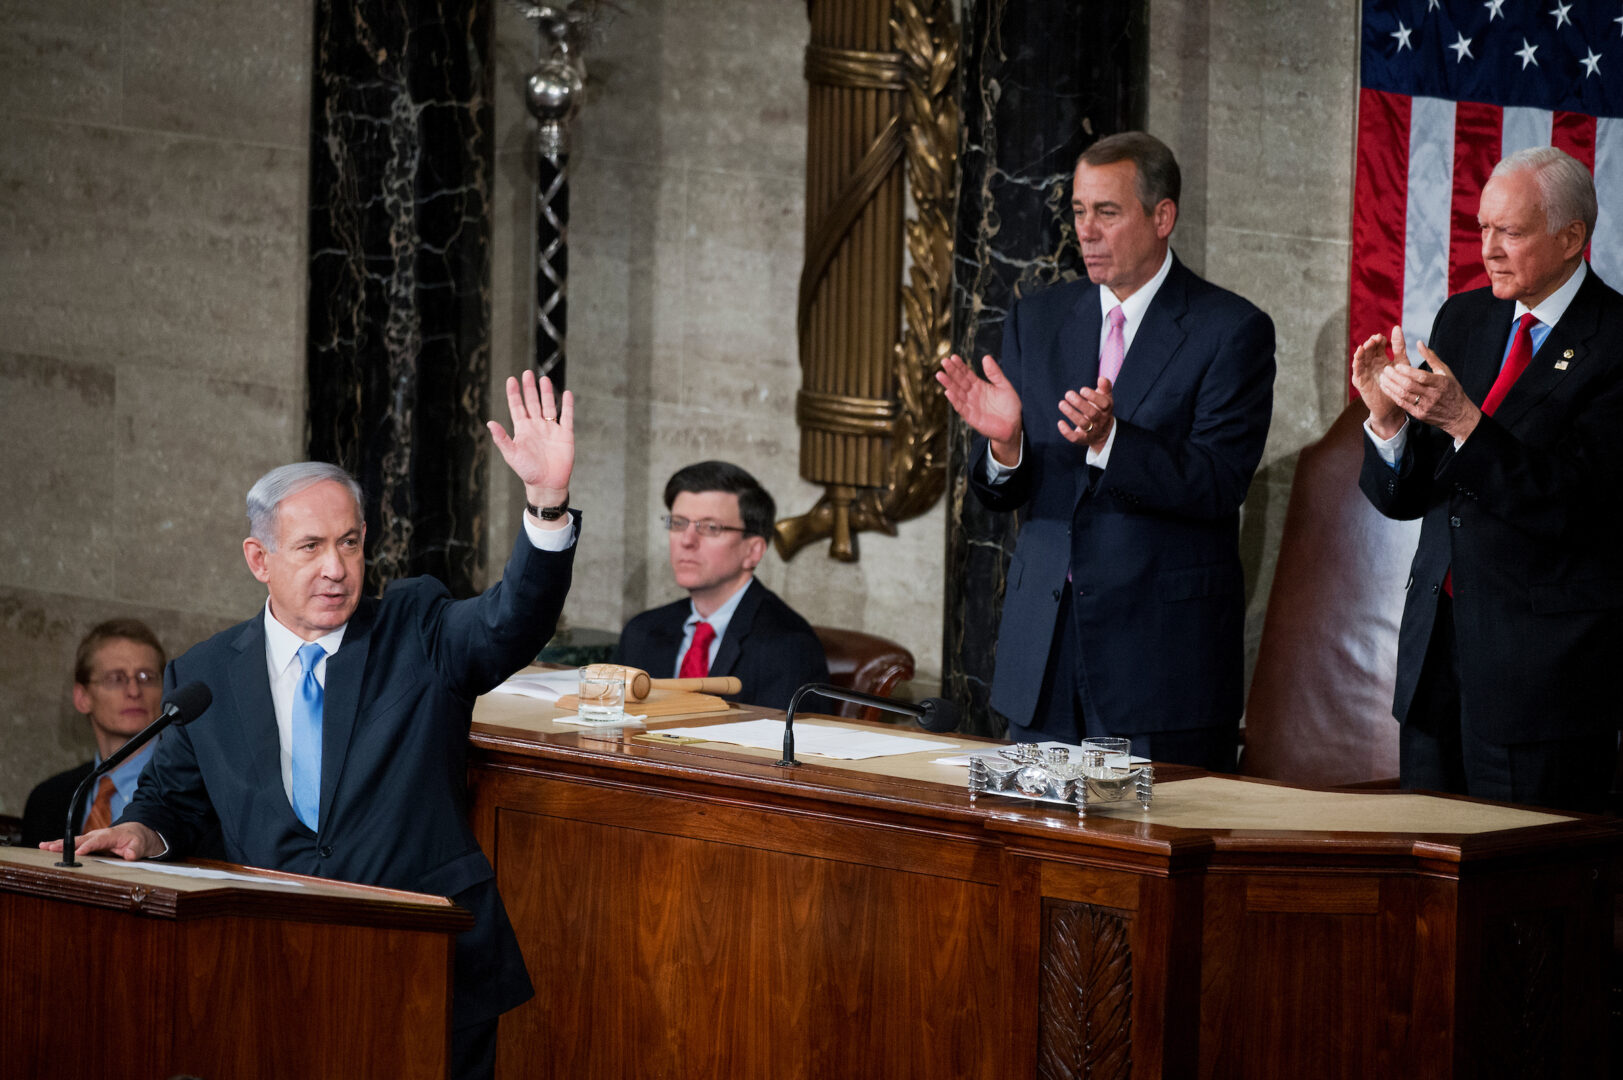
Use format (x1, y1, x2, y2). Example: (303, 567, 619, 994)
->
(937, 131, 1275, 769)
(21, 619, 167, 847)
(1355, 146, 1622, 813)
(614, 460, 827, 710)
(44, 370, 577, 1080)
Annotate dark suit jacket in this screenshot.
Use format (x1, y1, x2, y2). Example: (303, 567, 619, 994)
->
(120, 522, 575, 1029)
(969, 257, 1276, 736)
(20, 761, 92, 848)
(613, 578, 829, 711)
(1360, 268, 1623, 744)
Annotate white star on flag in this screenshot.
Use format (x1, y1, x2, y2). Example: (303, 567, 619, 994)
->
(1392, 21, 1415, 51)
(1550, 2, 1573, 29)
(1515, 38, 1540, 68)
(1450, 32, 1474, 61)
(1582, 48, 1603, 76)
(1484, 0, 1506, 20)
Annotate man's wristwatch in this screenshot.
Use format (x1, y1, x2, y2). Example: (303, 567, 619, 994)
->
(526, 494, 570, 521)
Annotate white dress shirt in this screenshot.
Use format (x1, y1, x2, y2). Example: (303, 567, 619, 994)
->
(986, 247, 1175, 479)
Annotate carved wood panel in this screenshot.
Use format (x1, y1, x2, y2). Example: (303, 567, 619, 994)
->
(1037, 898, 1133, 1080)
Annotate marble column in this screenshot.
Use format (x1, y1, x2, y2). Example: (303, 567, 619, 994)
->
(944, 0, 1147, 736)
(307, 0, 494, 596)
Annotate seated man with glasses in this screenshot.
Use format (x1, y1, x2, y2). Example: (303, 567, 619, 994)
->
(613, 460, 828, 710)
(21, 618, 169, 846)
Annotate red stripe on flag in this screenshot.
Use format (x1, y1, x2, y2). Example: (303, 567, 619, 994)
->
(1552, 111, 1598, 261)
(1448, 101, 1501, 296)
(1350, 87, 1411, 392)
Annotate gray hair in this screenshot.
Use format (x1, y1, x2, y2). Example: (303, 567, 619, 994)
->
(1491, 146, 1598, 244)
(1077, 131, 1182, 214)
(246, 462, 364, 550)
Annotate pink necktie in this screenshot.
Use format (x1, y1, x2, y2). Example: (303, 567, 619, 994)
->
(1099, 305, 1127, 384)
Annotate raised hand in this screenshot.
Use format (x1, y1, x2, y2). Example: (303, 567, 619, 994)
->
(488, 370, 575, 514)
(936, 353, 1024, 465)
(1378, 341, 1482, 443)
(1352, 327, 1407, 439)
(1058, 377, 1115, 452)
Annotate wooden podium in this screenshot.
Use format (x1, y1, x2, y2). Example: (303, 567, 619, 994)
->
(0, 846, 471, 1080)
(468, 695, 1623, 1079)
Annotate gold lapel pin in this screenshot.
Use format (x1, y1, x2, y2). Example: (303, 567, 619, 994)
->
(1555, 348, 1574, 371)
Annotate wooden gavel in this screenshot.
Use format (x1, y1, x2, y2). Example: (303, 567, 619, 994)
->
(581, 664, 740, 702)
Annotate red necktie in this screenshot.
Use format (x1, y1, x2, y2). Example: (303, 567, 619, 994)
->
(679, 622, 715, 678)
(84, 776, 115, 833)
(1480, 312, 1538, 417)
(1445, 312, 1538, 597)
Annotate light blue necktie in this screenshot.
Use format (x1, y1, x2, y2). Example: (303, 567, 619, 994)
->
(291, 641, 325, 831)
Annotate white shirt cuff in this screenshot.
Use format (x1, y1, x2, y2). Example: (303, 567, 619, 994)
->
(1363, 416, 1408, 467)
(982, 441, 1023, 483)
(1086, 422, 1119, 468)
(523, 509, 578, 551)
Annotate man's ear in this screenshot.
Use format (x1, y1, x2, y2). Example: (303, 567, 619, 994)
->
(72, 683, 93, 716)
(243, 537, 272, 584)
(1153, 197, 1178, 241)
(743, 535, 767, 571)
(1559, 220, 1587, 262)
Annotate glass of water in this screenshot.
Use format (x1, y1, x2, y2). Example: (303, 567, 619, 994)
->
(1079, 737, 1131, 778)
(576, 667, 626, 722)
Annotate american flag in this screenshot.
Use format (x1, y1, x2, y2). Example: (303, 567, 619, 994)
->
(1353, 0, 1623, 363)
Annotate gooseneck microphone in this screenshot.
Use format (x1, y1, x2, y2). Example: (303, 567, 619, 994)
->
(775, 683, 959, 767)
(57, 680, 213, 868)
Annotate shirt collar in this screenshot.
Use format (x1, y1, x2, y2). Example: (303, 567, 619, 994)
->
(685, 576, 754, 641)
(94, 740, 158, 798)
(1099, 248, 1174, 324)
(1517, 260, 1587, 327)
(262, 601, 347, 677)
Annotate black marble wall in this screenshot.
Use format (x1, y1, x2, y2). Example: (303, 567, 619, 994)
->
(307, 0, 494, 597)
(944, 0, 1147, 736)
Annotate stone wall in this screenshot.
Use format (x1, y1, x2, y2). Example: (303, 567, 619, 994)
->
(0, 1, 312, 816)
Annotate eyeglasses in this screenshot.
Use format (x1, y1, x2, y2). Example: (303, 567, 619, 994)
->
(662, 514, 749, 539)
(87, 670, 161, 691)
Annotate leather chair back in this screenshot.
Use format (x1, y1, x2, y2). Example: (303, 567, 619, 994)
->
(811, 626, 915, 722)
(1241, 401, 1418, 787)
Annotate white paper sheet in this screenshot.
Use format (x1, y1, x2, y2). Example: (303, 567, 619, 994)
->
(490, 670, 579, 702)
(90, 858, 307, 887)
(654, 719, 959, 760)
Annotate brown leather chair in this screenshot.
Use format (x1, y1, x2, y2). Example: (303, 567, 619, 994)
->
(811, 626, 916, 722)
(1240, 400, 1418, 788)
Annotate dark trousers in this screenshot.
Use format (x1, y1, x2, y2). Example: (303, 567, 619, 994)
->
(452, 1018, 498, 1080)
(1403, 593, 1616, 813)
(1008, 588, 1238, 772)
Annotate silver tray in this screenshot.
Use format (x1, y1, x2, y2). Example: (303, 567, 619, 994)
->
(967, 744, 1153, 817)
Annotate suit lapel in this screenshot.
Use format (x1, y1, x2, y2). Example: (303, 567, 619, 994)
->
(647, 603, 688, 678)
(709, 580, 762, 677)
(1454, 299, 1515, 408)
(226, 618, 293, 827)
(1491, 275, 1602, 429)
(317, 595, 375, 832)
(1061, 288, 1103, 393)
(1111, 259, 1190, 422)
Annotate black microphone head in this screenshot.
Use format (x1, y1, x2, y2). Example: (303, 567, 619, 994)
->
(915, 696, 959, 733)
(162, 681, 213, 725)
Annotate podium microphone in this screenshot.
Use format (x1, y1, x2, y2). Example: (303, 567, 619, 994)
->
(775, 684, 959, 767)
(58, 680, 213, 868)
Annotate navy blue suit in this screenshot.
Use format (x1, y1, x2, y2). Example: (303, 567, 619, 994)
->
(969, 257, 1275, 757)
(121, 523, 575, 1030)
(613, 578, 828, 711)
(1360, 270, 1623, 784)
